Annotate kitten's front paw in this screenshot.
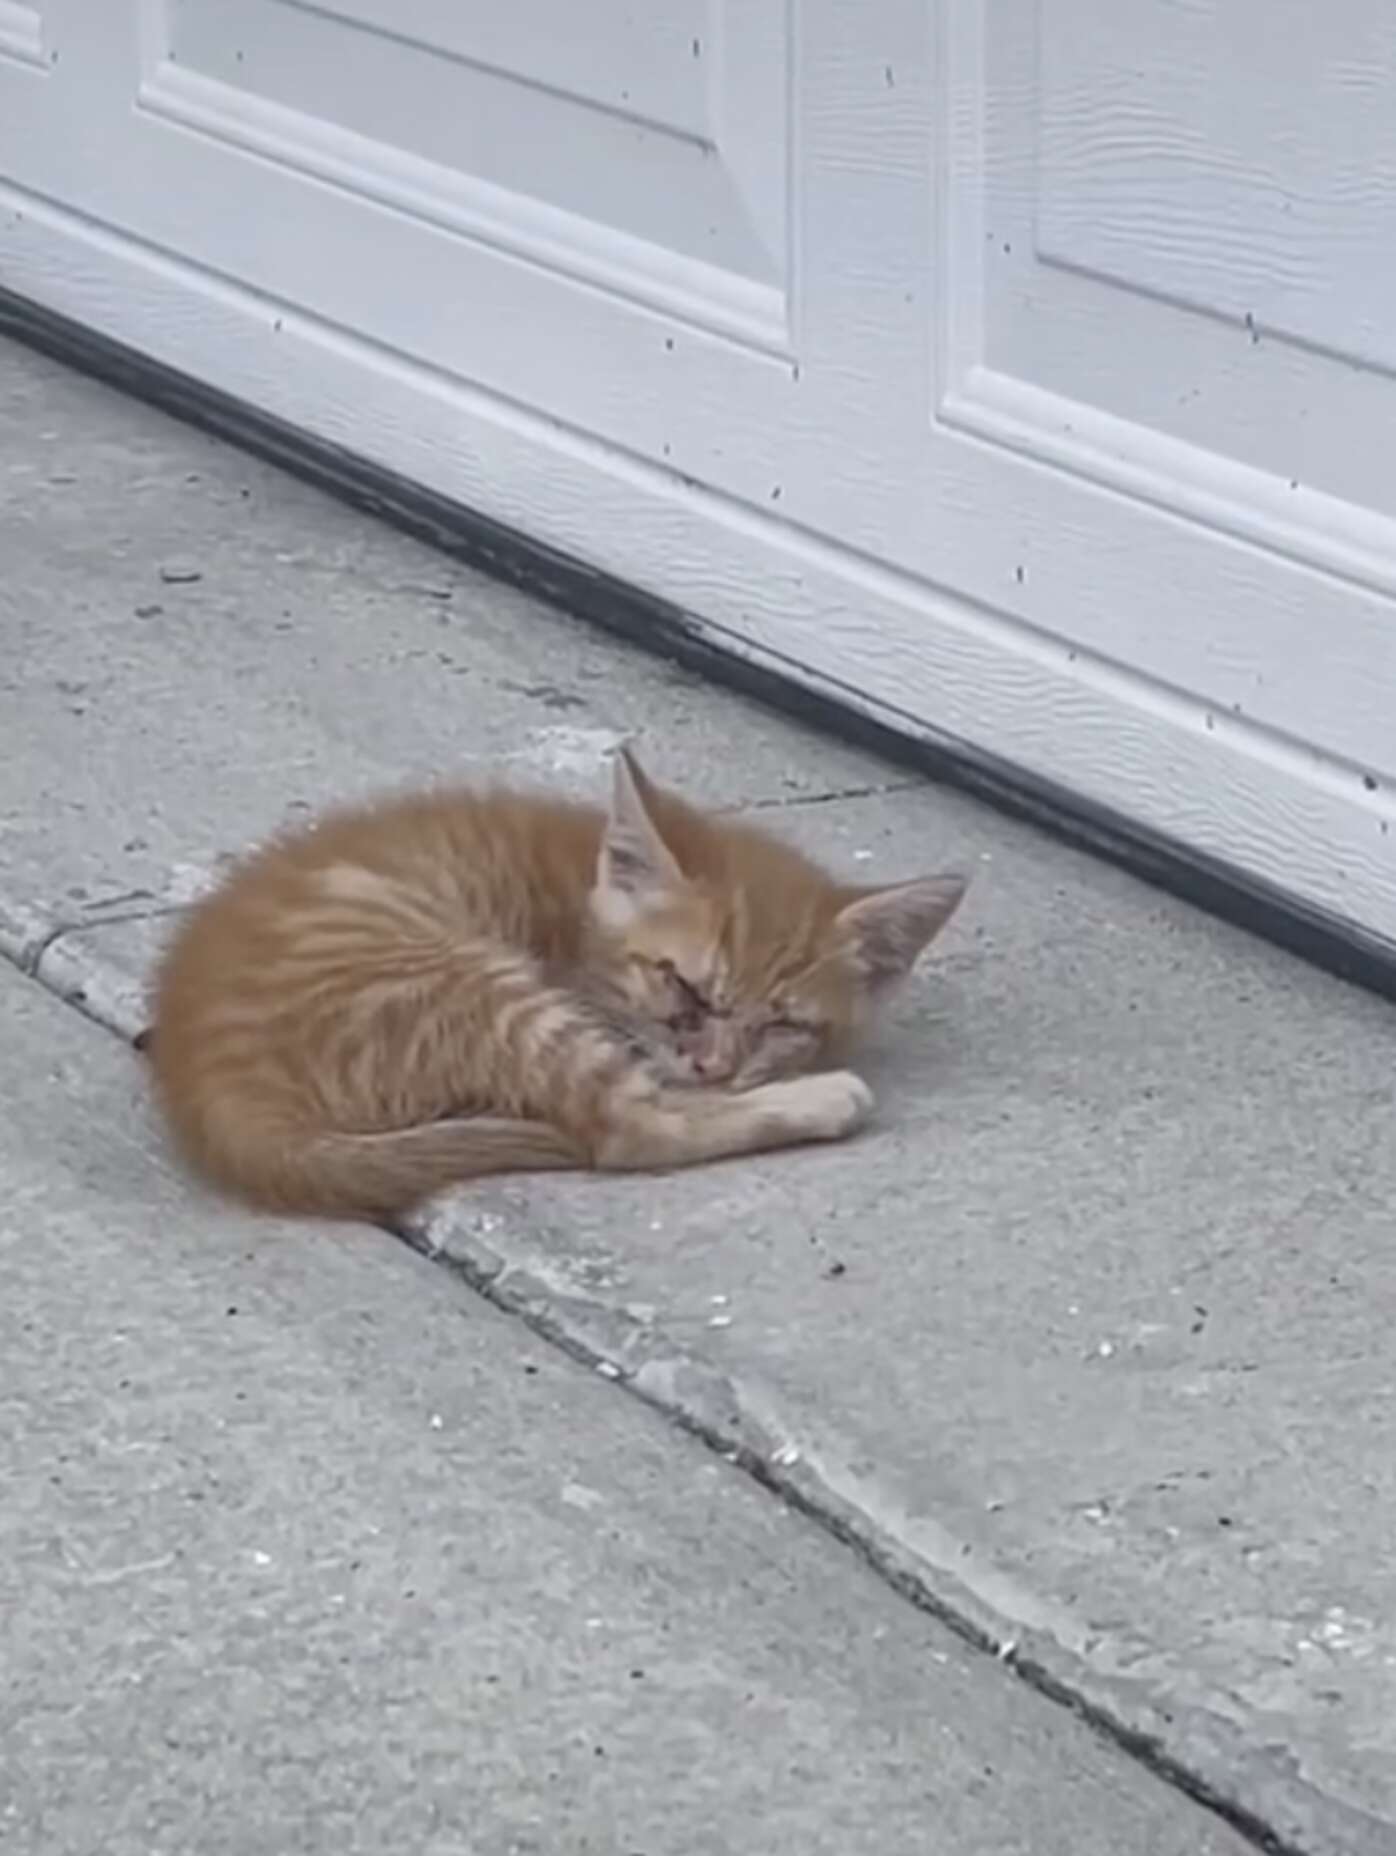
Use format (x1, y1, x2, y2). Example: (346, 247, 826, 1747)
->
(790, 1069, 875, 1140)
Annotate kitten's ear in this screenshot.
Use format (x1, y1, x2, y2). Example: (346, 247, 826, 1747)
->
(835, 873, 968, 994)
(616, 745, 662, 811)
(592, 748, 684, 928)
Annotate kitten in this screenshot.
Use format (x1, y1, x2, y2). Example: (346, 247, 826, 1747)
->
(148, 749, 966, 1219)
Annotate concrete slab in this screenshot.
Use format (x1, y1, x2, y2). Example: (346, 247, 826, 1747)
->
(4, 333, 1396, 1852)
(0, 335, 906, 962)
(0, 962, 1258, 1856)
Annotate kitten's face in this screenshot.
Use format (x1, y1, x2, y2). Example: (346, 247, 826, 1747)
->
(586, 752, 966, 1090)
(605, 898, 848, 1088)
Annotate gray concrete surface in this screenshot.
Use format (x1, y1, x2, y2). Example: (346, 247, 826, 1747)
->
(0, 964, 1259, 1856)
(4, 333, 1396, 1852)
(0, 337, 902, 968)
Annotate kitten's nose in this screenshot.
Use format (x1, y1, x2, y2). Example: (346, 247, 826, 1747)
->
(684, 1025, 737, 1084)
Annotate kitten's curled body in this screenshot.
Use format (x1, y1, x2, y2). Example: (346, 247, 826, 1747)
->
(150, 752, 965, 1219)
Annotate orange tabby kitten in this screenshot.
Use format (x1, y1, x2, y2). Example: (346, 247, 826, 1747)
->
(149, 750, 965, 1219)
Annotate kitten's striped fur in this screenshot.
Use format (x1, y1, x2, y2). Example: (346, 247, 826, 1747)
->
(149, 750, 965, 1218)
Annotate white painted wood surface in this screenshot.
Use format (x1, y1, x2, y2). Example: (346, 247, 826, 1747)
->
(3, 2, 1394, 938)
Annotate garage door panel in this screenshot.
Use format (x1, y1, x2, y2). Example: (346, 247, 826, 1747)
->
(162, 0, 789, 338)
(913, 0, 1396, 771)
(0, 6, 799, 504)
(951, 0, 1396, 530)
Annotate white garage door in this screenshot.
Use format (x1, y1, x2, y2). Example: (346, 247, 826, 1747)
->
(3, 2, 1394, 942)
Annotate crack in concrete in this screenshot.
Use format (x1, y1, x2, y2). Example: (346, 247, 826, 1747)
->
(53, 902, 189, 932)
(3, 900, 188, 977)
(0, 909, 1382, 1856)
(722, 777, 927, 816)
(17, 919, 68, 979)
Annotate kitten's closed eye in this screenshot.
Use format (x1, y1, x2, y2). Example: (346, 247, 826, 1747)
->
(655, 958, 725, 1024)
(759, 1020, 823, 1058)
(766, 1010, 819, 1036)
(728, 1011, 827, 1090)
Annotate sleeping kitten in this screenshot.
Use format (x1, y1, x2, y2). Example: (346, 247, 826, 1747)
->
(148, 749, 966, 1219)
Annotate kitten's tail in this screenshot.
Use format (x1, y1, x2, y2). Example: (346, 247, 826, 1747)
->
(182, 1114, 583, 1220)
